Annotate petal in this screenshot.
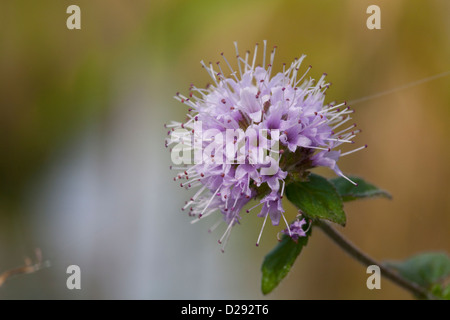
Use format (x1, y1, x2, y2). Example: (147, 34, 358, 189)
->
(297, 135, 312, 147)
(239, 87, 260, 115)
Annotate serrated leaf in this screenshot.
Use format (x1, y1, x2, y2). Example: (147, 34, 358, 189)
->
(330, 176, 392, 202)
(385, 252, 450, 288)
(285, 173, 346, 226)
(261, 230, 311, 295)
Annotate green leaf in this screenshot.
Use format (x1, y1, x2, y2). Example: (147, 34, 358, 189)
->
(442, 285, 450, 300)
(431, 284, 450, 300)
(330, 176, 392, 202)
(285, 173, 346, 226)
(385, 252, 450, 288)
(261, 230, 311, 295)
(443, 285, 450, 300)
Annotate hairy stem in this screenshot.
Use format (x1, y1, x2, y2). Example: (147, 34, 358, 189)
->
(316, 220, 433, 299)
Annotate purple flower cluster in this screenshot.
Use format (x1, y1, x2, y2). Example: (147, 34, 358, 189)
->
(166, 41, 364, 250)
(281, 217, 309, 242)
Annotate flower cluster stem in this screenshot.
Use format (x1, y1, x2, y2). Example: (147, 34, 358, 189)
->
(316, 220, 433, 299)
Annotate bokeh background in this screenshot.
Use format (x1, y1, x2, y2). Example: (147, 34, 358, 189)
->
(0, 0, 449, 299)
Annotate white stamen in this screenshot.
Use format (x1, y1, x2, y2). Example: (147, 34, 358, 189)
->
(338, 172, 358, 186)
(219, 218, 234, 245)
(200, 60, 219, 86)
(208, 219, 222, 233)
(191, 185, 207, 201)
(244, 50, 249, 73)
(220, 53, 239, 81)
(325, 138, 353, 143)
(216, 62, 225, 81)
(331, 115, 351, 131)
(169, 166, 188, 170)
(256, 213, 269, 246)
(319, 102, 346, 114)
(262, 40, 267, 67)
(302, 145, 330, 151)
(270, 46, 276, 66)
(246, 201, 264, 213)
(333, 123, 356, 137)
(220, 228, 232, 253)
(190, 208, 217, 224)
(199, 183, 223, 216)
(294, 60, 310, 87)
(234, 42, 242, 77)
(281, 212, 291, 236)
(327, 108, 353, 123)
(340, 144, 367, 157)
(251, 43, 258, 70)
(232, 195, 240, 209)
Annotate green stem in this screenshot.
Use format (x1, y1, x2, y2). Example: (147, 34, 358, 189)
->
(316, 220, 433, 299)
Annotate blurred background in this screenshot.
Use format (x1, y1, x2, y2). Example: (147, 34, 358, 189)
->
(0, 0, 449, 299)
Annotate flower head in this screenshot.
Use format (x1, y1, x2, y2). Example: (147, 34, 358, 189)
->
(281, 217, 309, 242)
(165, 41, 365, 249)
